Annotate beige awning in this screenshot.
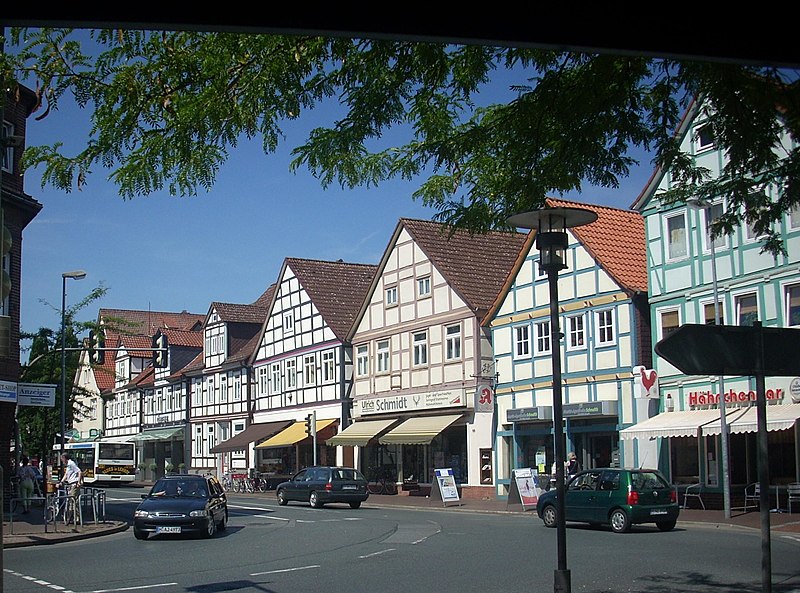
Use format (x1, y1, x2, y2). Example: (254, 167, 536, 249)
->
(619, 409, 722, 440)
(325, 418, 397, 447)
(256, 419, 337, 448)
(379, 414, 463, 445)
(702, 403, 800, 435)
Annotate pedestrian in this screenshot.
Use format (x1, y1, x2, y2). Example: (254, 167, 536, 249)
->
(58, 453, 83, 498)
(16, 456, 38, 513)
(566, 452, 581, 478)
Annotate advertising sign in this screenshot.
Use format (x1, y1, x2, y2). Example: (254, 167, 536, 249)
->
(633, 366, 659, 399)
(432, 468, 461, 506)
(474, 383, 494, 412)
(507, 468, 542, 511)
(356, 389, 466, 416)
(17, 383, 57, 407)
(0, 380, 17, 404)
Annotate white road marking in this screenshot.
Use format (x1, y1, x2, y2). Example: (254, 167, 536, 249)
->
(250, 565, 320, 576)
(87, 584, 178, 593)
(4, 568, 176, 593)
(359, 549, 396, 559)
(252, 514, 290, 521)
(780, 535, 800, 543)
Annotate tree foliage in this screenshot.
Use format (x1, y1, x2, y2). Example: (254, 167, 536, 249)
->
(2, 28, 798, 252)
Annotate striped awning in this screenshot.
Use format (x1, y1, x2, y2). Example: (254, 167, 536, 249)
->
(378, 414, 463, 445)
(702, 403, 800, 435)
(255, 419, 337, 448)
(619, 409, 722, 440)
(325, 418, 397, 447)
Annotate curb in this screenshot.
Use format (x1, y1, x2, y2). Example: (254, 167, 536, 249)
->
(3, 521, 129, 549)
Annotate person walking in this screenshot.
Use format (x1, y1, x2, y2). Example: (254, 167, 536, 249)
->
(566, 452, 581, 478)
(16, 456, 38, 513)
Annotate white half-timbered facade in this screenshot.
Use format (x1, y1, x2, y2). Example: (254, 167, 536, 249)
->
(248, 258, 376, 476)
(103, 334, 152, 439)
(344, 219, 527, 495)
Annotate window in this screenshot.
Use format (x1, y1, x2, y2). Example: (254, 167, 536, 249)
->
(220, 375, 228, 402)
(385, 285, 398, 306)
(595, 309, 615, 345)
(703, 301, 724, 325)
(322, 351, 335, 382)
(666, 213, 687, 260)
(534, 320, 551, 355)
(269, 363, 281, 394)
(790, 204, 800, 230)
(567, 314, 586, 350)
(735, 293, 758, 326)
(695, 123, 714, 152)
(514, 325, 531, 358)
(536, 260, 548, 278)
(284, 313, 294, 333)
(285, 359, 297, 389)
(304, 355, 316, 385)
(702, 202, 725, 250)
(660, 309, 680, 338)
(376, 340, 390, 373)
(445, 324, 461, 360)
(258, 367, 269, 396)
(207, 425, 215, 451)
(786, 284, 800, 327)
(0, 254, 9, 315)
(356, 345, 369, 376)
(417, 276, 431, 297)
(413, 331, 428, 366)
(2, 121, 13, 172)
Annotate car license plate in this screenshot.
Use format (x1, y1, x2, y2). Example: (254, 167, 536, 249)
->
(342, 485, 357, 490)
(156, 526, 182, 534)
(650, 510, 668, 516)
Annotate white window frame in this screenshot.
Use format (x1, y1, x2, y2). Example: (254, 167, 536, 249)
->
(220, 375, 228, 402)
(514, 324, 531, 359)
(701, 201, 726, 251)
(356, 344, 369, 376)
(304, 355, 316, 385)
(0, 253, 10, 315)
(376, 339, 390, 374)
(658, 307, 681, 339)
(785, 283, 800, 327)
(270, 363, 281, 394)
(595, 308, 615, 346)
(417, 276, 431, 298)
(322, 350, 335, 382)
(734, 292, 759, 327)
(258, 367, 269, 396)
(534, 320, 551, 355)
(285, 359, 297, 389)
(385, 285, 398, 307)
(284, 313, 294, 334)
(412, 331, 428, 367)
(790, 204, 800, 230)
(695, 122, 714, 152)
(701, 298, 725, 325)
(445, 324, 461, 361)
(665, 212, 688, 261)
(566, 313, 586, 351)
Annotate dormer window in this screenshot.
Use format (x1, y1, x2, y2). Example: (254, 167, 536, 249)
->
(695, 123, 714, 152)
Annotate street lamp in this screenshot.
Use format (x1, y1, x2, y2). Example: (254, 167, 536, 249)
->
(508, 205, 597, 593)
(687, 198, 731, 519)
(60, 270, 86, 466)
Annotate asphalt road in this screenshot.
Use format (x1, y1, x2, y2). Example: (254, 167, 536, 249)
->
(4, 487, 800, 593)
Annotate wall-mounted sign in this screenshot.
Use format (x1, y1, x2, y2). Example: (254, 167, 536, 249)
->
(633, 366, 659, 399)
(506, 407, 553, 423)
(474, 384, 494, 413)
(688, 387, 784, 407)
(0, 380, 17, 403)
(562, 401, 619, 418)
(17, 383, 56, 407)
(355, 389, 465, 416)
(790, 378, 800, 404)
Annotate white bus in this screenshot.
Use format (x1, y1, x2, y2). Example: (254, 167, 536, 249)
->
(55, 440, 137, 484)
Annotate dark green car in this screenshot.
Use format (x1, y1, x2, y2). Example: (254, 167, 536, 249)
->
(536, 468, 679, 533)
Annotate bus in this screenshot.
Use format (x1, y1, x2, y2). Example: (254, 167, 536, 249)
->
(54, 440, 137, 484)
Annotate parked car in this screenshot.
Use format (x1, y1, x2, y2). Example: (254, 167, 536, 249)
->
(276, 466, 369, 508)
(536, 468, 679, 533)
(133, 474, 228, 540)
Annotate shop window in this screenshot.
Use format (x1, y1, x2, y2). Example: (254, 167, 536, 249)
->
(480, 448, 493, 484)
(670, 436, 699, 484)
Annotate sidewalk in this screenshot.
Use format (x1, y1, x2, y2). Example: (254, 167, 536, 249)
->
(4, 491, 799, 548)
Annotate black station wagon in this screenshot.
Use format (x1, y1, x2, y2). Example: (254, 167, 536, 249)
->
(276, 466, 369, 508)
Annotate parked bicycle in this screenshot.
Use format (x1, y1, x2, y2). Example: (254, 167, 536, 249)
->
(367, 465, 398, 495)
(45, 486, 80, 527)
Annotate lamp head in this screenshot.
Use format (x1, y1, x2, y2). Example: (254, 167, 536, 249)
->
(62, 270, 87, 280)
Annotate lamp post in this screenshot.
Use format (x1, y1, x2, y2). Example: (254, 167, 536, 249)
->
(60, 270, 86, 466)
(687, 198, 731, 519)
(508, 205, 597, 593)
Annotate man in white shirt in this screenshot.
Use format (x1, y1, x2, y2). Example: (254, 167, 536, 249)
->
(59, 453, 82, 497)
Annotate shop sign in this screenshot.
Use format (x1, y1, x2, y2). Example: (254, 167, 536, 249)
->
(433, 468, 460, 504)
(0, 380, 17, 404)
(790, 378, 800, 404)
(562, 401, 618, 418)
(474, 383, 494, 412)
(688, 388, 784, 407)
(509, 468, 542, 510)
(507, 406, 552, 423)
(633, 366, 659, 399)
(356, 389, 466, 416)
(17, 383, 56, 407)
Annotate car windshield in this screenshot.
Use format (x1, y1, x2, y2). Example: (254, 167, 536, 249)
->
(631, 471, 670, 491)
(150, 479, 207, 498)
(332, 469, 364, 481)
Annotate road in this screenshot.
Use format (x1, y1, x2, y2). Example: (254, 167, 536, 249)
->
(4, 487, 800, 593)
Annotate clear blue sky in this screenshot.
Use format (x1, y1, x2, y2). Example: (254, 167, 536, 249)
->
(18, 48, 654, 358)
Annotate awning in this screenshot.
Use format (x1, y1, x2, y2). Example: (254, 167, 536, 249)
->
(702, 403, 800, 435)
(619, 410, 722, 441)
(255, 419, 337, 448)
(130, 426, 184, 442)
(325, 418, 397, 447)
(379, 414, 463, 445)
(209, 421, 292, 454)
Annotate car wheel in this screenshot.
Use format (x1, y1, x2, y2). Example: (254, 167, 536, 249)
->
(277, 489, 288, 506)
(541, 504, 557, 528)
(349, 501, 362, 509)
(656, 519, 677, 532)
(610, 509, 630, 533)
(204, 512, 217, 538)
(217, 510, 227, 532)
(309, 491, 323, 508)
(133, 528, 148, 540)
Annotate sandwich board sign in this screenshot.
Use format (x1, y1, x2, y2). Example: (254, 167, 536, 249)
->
(507, 467, 542, 511)
(430, 468, 461, 507)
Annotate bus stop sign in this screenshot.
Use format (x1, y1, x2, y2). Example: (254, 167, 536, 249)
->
(655, 323, 800, 376)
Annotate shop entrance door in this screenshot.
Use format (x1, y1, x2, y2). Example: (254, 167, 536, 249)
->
(587, 434, 615, 469)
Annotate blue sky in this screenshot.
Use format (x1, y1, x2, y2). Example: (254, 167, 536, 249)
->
(18, 50, 655, 357)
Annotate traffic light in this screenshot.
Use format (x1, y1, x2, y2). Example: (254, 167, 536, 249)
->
(87, 329, 105, 364)
(304, 413, 316, 437)
(152, 331, 168, 368)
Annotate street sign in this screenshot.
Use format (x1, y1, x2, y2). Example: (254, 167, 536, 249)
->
(655, 323, 800, 376)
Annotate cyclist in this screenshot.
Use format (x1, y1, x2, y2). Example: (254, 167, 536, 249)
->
(58, 453, 83, 498)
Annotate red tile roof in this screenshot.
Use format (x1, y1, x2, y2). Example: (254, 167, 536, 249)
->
(285, 258, 378, 340)
(99, 308, 204, 334)
(161, 328, 203, 349)
(211, 302, 269, 325)
(252, 283, 277, 308)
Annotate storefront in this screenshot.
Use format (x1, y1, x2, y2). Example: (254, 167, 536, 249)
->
(131, 425, 186, 478)
(254, 418, 338, 478)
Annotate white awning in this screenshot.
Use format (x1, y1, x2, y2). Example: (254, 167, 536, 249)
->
(619, 409, 722, 440)
(378, 414, 463, 445)
(702, 403, 800, 435)
(325, 419, 397, 447)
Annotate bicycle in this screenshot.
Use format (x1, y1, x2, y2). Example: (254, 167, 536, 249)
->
(46, 486, 80, 527)
(367, 466, 398, 495)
